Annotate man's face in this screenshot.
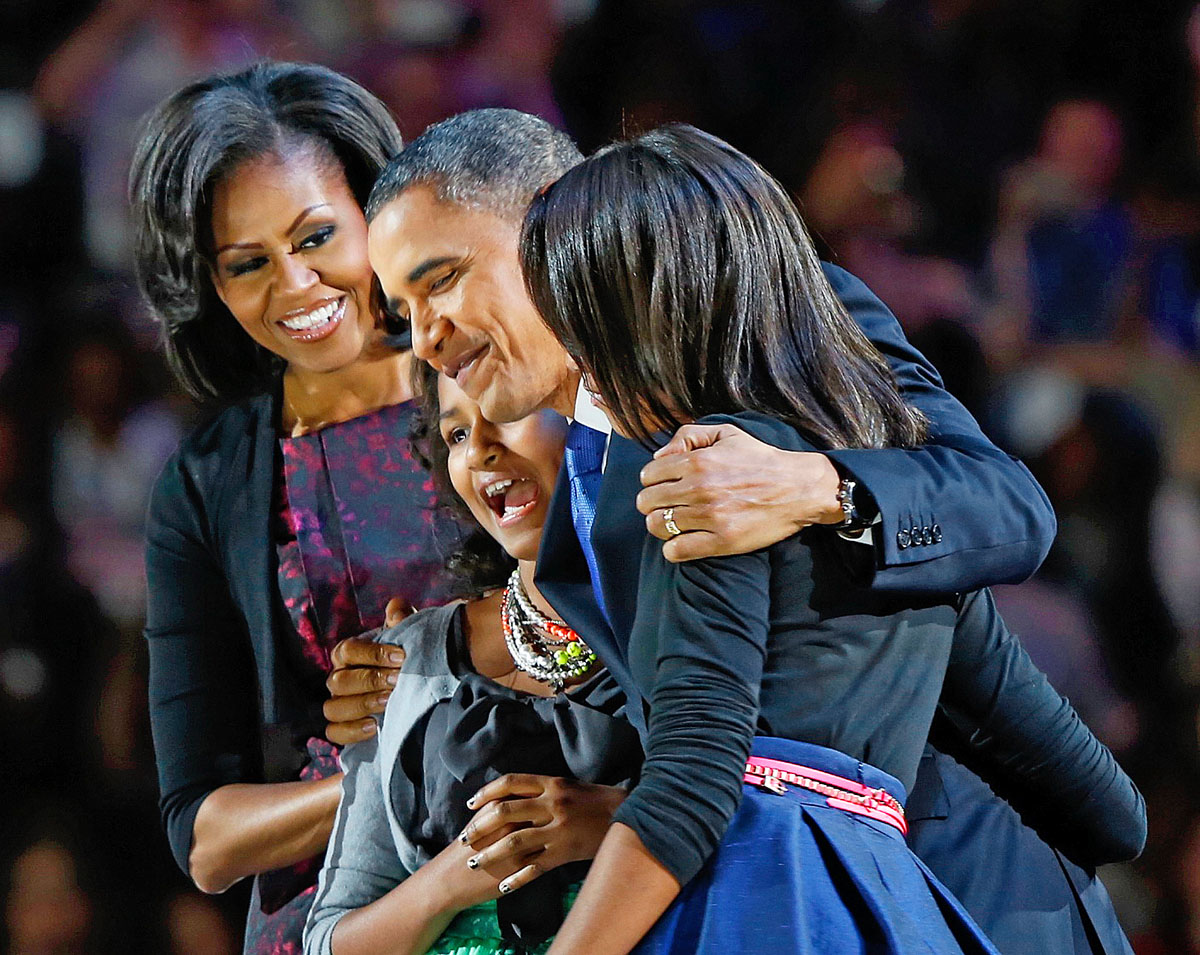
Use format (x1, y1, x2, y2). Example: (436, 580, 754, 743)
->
(368, 186, 578, 422)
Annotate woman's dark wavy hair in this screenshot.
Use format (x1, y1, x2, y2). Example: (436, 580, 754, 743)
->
(129, 61, 403, 404)
(521, 124, 928, 450)
(410, 361, 516, 595)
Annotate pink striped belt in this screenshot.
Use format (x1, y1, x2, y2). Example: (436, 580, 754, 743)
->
(744, 755, 908, 835)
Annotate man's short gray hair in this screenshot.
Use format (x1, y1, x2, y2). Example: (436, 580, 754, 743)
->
(366, 108, 583, 223)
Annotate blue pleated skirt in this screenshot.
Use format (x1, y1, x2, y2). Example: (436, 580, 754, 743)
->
(633, 738, 1000, 955)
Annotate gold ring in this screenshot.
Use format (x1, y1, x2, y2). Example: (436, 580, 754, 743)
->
(662, 507, 682, 537)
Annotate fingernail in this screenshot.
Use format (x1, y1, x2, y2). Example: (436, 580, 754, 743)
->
(362, 720, 377, 736)
(386, 671, 399, 686)
(375, 693, 391, 707)
(467, 855, 480, 869)
(458, 830, 469, 845)
(387, 649, 404, 664)
(466, 795, 478, 809)
(499, 880, 512, 894)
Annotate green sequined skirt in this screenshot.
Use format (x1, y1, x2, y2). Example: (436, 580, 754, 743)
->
(426, 885, 580, 955)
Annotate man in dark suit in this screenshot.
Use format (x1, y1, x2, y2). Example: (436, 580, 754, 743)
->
(347, 108, 1134, 954)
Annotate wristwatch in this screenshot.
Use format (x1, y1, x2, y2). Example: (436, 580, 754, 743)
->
(833, 476, 877, 536)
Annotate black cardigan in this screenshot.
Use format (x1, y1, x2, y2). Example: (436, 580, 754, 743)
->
(145, 389, 328, 872)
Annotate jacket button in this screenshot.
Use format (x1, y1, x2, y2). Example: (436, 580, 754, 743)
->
(931, 523, 942, 543)
(921, 525, 933, 545)
(911, 525, 923, 547)
(897, 528, 911, 549)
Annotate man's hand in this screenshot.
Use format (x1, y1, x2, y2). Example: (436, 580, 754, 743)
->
(636, 423, 843, 562)
(323, 599, 413, 745)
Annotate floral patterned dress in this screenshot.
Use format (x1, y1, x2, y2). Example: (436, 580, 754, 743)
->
(244, 400, 464, 954)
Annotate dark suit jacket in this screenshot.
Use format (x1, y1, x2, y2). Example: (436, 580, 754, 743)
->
(534, 267, 1137, 954)
(821, 264, 1055, 593)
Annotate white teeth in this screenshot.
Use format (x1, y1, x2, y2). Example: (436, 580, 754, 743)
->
(282, 300, 339, 331)
(484, 479, 514, 498)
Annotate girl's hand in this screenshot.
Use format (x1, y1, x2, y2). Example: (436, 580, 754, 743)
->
(458, 774, 627, 895)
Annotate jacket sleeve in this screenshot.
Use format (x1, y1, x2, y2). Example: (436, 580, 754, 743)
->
(936, 589, 1146, 865)
(304, 735, 411, 955)
(822, 263, 1057, 594)
(144, 451, 262, 875)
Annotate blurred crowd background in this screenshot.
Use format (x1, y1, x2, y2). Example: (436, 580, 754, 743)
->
(2, 0, 1200, 951)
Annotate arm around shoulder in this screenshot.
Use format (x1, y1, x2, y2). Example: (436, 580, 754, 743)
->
(822, 263, 1056, 593)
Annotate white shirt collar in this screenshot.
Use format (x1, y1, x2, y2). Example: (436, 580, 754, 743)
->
(571, 380, 613, 472)
(571, 380, 613, 435)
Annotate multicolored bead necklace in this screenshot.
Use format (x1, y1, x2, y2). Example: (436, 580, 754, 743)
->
(501, 568, 598, 692)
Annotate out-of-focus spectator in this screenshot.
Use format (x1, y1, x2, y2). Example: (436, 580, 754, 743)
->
(989, 99, 1136, 361)
(853, 0, 1072, 264)
(50, 326, 180, 629)
(800, 119, 980, 331)
(1017, 387, 1185, 765)
(3, 835, 98, 954)
(0, 399, 113, 794)
(164, 891, 239, 955)
(34, 0, 307, 277)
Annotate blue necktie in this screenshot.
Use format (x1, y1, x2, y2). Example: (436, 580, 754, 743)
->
(563, 420, 609, 622)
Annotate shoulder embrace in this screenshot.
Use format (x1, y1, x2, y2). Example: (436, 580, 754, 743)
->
(694, 411, 820, 454)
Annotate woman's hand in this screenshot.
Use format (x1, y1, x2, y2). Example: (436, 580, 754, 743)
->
(459, 774, 627, 895)
(323, 599, 413, 745)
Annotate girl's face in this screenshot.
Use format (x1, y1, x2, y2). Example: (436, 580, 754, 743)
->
(208, 144, 378, 376)
(437, 373, 568, 562)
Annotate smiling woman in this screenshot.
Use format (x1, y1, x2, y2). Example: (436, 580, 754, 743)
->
(129, 62, 469, 953)
(208, 141, 378, 387)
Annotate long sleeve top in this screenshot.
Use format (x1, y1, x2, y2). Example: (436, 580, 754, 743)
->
(611, 412, 1144, 887)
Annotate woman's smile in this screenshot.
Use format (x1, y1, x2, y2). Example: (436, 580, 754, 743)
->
(277, 295, 346, 342)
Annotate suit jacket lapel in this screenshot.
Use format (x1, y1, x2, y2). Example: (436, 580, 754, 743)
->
(534, 463, 614, 655)
(592, 435, 653, 649)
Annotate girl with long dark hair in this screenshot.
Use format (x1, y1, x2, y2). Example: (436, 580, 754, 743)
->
(519, 124, 1020, 954)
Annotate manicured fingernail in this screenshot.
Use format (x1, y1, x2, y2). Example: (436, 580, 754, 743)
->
(458, 830, 469, 845)
(467, 855, 480, 869)
(386, 671, 398, 686)
(466, 795, 478, 809)
(499, 880, 512, 894)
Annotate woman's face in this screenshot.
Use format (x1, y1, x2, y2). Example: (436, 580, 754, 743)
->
(437, 373, 567, 562)
(208, 144, 377, 375)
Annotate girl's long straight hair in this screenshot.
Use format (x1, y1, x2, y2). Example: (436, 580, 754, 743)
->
(521, 124, 927, 450)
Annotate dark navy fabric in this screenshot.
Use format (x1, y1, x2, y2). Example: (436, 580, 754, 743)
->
(633, 738, 998, 955)
(816, 264, 1055, 593)
(534, 263, 1134, 954)
(908, 749, 1134, 955)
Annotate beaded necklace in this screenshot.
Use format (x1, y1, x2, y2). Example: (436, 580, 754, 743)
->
(501, 568, 598, 692)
